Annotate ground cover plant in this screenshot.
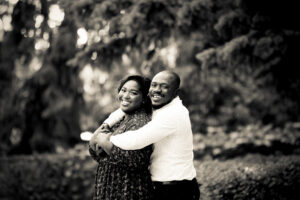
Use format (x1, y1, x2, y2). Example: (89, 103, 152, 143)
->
(1, 144, 299, 200)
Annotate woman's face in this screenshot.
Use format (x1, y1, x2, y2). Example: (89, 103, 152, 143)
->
(118, 80, 143, 113)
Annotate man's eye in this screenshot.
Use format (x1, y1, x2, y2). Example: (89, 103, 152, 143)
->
(121, 88, 126, 92)
(131, 92, 138, 95)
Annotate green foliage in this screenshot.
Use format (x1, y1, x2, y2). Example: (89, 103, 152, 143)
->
(188, 31, 299, 129)
(66, 0, 300, 131)
(1, 0, 300, 155)
(196, 155, 300, 200)
(0, 90, 22, 155)
(0, 146, 299, 200)
(0, 144, 96, 200)
(191, 0, 300, 129)
(0, 0, 82, 155)
(194, 123, 300, 160)
(0, 0, 37, 155)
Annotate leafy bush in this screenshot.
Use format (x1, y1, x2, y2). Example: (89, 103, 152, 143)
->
(0, 144, 299, 200)
(196, 155, 300, 200)
(0, 144, 97, 200)
(194, 123, 300, 160)
(2, 0, 300, 156)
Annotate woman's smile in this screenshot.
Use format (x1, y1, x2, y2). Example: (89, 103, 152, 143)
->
(121, 100, 131, 106)
(118, 80, 143, 113)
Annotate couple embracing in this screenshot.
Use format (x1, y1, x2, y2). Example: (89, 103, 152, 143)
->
(89, 70, 200, 200)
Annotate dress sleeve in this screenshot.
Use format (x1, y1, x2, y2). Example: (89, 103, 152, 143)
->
(109, 122, 153, 171)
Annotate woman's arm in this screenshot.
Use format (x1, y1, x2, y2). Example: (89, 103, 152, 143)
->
(95, 112, 153, 170)
(93, 134, 152, 171)
(108, 124, 153, 171)
(88, 123, 111, 162)
(89, 145, 107, 163)
(109, 144, 152, 171)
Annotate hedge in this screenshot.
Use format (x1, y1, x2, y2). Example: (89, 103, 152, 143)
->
(0, 145, 299, 200)
(196, 154, 300, 200)
(0, 145, 96, 200)
(193, 123, 300, 160)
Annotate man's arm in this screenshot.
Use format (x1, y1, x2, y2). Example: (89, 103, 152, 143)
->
(103, 108, 125, 128)
(110, 113, 177, 150)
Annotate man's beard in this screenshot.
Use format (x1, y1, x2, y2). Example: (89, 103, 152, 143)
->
(151, 99, 173, 110)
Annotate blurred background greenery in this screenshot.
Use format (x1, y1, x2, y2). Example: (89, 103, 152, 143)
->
(0, 0, 300, 199)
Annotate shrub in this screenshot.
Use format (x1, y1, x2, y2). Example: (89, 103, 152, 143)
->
(0, 144, 97, 200)
(193, 123, 300, 160)
(195, 155, 300, 200)
(1, 144, 299, 200)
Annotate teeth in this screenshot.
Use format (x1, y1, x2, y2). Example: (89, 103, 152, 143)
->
(152, 95, 162, 100)
(121, 100, 130, 106)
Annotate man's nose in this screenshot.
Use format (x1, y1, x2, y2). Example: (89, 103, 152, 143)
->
(153, 86, 161, 92)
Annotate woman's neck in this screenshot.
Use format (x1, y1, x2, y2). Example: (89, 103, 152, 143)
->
(122, 106, 144, 116)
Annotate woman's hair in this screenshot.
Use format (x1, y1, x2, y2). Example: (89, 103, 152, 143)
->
(117, 75, 152, 114)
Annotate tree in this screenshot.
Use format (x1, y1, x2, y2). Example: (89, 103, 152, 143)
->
(1, 0, 83, 154)
(64, 0, 300, 130)
(1, 0, 299, 155)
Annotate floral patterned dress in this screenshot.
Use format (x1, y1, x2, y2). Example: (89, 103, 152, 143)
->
(89, 108, 154, 200)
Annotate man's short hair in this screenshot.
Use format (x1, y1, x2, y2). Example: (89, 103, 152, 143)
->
(162, 71, 180, 89)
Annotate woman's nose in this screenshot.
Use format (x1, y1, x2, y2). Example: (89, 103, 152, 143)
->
(123, 92, 130, 99)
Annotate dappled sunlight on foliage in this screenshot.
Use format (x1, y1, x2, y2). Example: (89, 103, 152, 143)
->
(194, 123, 300, 160)
(0, 144, 96, 200)
(1, 1, 300, 198)
(1, 0, 300, 157)
(0, 144, 299, 199)
(195, 154, 300, 200)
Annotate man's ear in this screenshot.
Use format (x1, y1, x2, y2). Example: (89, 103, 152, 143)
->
(173, 88, 179, 97)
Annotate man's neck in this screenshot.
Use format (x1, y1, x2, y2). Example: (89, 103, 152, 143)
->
(152, 97, 177, 110)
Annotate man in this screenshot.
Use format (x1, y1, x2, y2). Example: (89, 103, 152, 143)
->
(94, 71, 200, 200)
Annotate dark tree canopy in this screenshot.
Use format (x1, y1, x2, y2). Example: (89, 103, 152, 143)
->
(0, 0, 299, 155)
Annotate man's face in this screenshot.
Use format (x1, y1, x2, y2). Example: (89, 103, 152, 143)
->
(149, 72, 177, 109)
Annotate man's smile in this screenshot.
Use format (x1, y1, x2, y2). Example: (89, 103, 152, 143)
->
(151, 93, 164, 101)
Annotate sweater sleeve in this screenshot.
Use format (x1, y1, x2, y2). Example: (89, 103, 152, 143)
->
(103, 108, 125, 128)
(110, 110, 177, 150)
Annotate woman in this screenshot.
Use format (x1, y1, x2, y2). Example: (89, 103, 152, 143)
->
(89, 75, 153, 200)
